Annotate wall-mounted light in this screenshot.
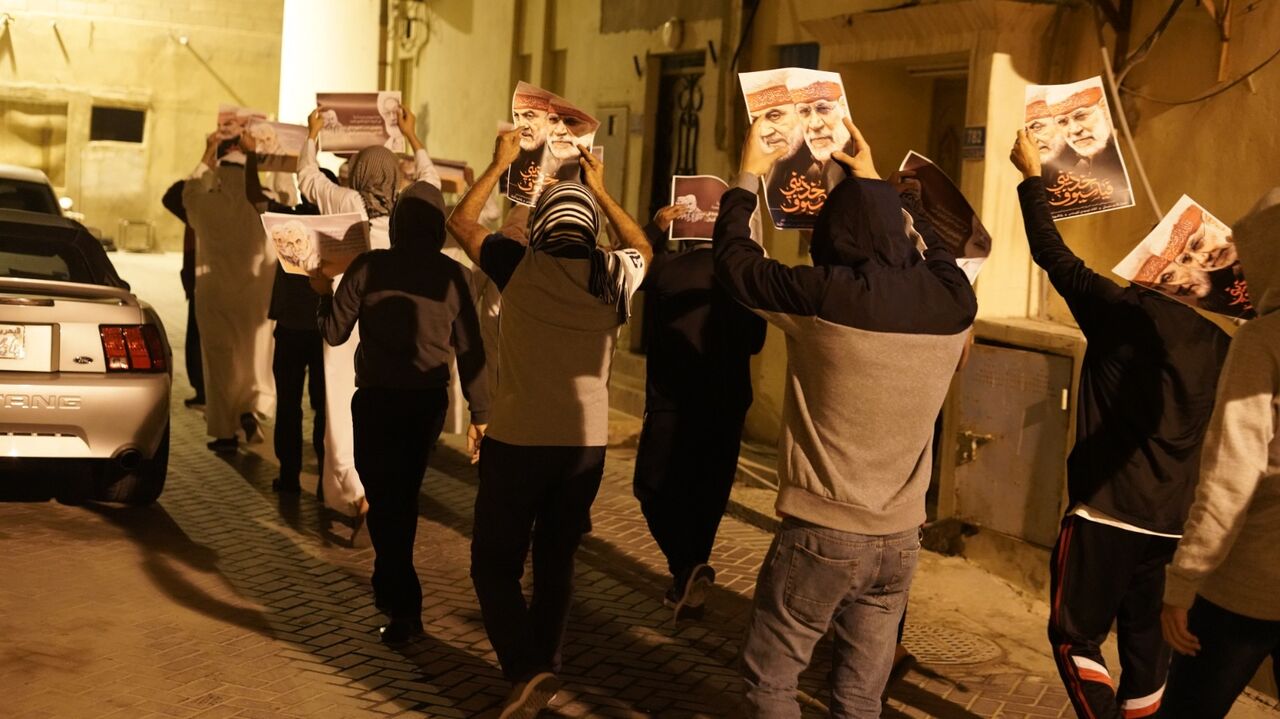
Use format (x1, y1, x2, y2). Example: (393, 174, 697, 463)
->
(661, 17, 683, 51)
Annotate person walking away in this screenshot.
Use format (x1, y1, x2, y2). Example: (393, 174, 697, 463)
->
(1009, 131, 1232, 719)
(297, 104, 440, 522)
(239, 135, 327, 494)
(313, 180, 488, 644)
(1159, 188, 1280, 717)
(182, 133, 277, 453)
(633, 203, 766, 620)
(722, 116, 976, 716)
(161, 180, 206, 408)
(448, 132, 652, 718)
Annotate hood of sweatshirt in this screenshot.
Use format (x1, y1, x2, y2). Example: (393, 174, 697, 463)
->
(809, 178, 919, 271)
(1233, 188, 1280, 317)
(389, 182, 447, 255)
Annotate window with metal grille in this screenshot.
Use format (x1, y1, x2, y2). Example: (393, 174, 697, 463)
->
(89, 106, 145, 143)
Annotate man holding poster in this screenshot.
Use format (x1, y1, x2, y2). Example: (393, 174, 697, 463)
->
(1010, 130, 1231, 719)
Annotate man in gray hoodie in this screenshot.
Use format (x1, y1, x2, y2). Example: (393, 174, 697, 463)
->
(716, 117, 976, 715)
(1160, 189, 1279, 717)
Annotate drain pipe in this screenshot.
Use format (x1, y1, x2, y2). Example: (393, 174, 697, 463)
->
(1100, 47, 1163, 222)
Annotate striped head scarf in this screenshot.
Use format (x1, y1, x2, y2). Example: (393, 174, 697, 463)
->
(348, 145, 400, 219)
(529, 182, 629, 321)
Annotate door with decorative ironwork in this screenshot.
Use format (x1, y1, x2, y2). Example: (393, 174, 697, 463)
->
(647, 52, 705, 222)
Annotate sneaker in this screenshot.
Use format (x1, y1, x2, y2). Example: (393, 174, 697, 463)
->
(667, 564, 714, 622)
(207, 437, 238, 454)
(183, 394, 206, 408)
(498, 672, 561, 719)
(378, 618, 424, 645)
(240, 412, 264, 444)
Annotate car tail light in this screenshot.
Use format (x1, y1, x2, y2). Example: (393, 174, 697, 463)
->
(100, 325, 167, 372)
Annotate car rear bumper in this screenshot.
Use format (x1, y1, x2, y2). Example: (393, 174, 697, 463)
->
(0, 371, 169, 459)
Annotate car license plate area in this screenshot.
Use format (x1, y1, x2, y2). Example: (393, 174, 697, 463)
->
(0, 324, 54, 371)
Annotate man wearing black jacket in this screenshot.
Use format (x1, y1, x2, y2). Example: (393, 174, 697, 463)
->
(1010, 131, 1231, 719)
(313, 182, 489, 645)
(160, 181, 205, 407)
(633, 204, 767, 620)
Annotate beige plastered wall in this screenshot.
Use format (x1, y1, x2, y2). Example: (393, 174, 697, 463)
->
(1045, 2, 1280, 329)
(0, 0, 283, 252)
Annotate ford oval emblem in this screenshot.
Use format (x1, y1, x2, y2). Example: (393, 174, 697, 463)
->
(73, 356, 93, 364)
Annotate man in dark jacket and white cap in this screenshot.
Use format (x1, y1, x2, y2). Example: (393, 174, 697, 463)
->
(718, 116, 976, 715)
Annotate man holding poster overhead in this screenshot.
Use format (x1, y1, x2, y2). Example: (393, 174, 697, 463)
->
(1010, 131, 1230, 719)
(721, 114, 975, 714)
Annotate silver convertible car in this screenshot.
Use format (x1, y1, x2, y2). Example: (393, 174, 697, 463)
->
(0, 210, 170, 505)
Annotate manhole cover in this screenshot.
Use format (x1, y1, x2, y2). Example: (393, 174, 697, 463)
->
(901, 623, 1003, 665)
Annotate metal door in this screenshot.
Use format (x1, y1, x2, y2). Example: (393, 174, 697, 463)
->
(951, 343, 1072, 547)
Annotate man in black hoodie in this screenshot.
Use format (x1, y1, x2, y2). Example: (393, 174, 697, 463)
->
(719, 117, 976, 714)
(633, 205, 767, 620)
(312, 182, 489, 645)
(1010, 131, 1230, 719)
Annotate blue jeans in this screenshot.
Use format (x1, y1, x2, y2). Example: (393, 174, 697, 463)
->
(741, 519, 920, 718)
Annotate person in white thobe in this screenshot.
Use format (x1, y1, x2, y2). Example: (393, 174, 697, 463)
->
(182, 136, 276, 447)
(297, 106, 440, 518)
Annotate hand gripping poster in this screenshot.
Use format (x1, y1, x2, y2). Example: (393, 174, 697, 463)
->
(669, 175, 730, 241)
(1024, 77, 1135, 220)
(897, 152, 991, 283)
(739, 68, 850, 230)
(262, 212, 370, 277)
(1112, 196, 1254, 319)
(506, 82, 601, 206)
(244, 121, 308, 173)
(315, 92, 406, 154)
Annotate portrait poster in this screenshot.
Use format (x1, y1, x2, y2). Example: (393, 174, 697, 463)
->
(245, 121, 308, 173)
(261, 212, 370, 277)
(1024, 76, 1135, 220)
(506, 82, 601, 206)
(1112, 196, 1254, 319)
(432, 158, 469, 194)
(739, 67, 849, 230)
(898, 151, 991, 283)
(216, 104, 267, 140)
(315, 92, 405, 154)
(669, 175, 729, 241)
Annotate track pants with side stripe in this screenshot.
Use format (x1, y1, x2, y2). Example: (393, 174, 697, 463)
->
(1048, 515, 1177, 719)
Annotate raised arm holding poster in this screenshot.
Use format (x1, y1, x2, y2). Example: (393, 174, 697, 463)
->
(1024, 76, 1134, 220)
(668, 175, 729, 241)
(506, 82, 600, 206)
(315, 92, 405, 154)
(898, 151, 991, 283)
(262, 212, 370, 277)
(739, 68, 849, 230)
(245, 121, 308, 173)
(1112, 195, 1254, 319)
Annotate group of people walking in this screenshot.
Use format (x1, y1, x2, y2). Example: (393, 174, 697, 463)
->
(162, 90, 1277, 718)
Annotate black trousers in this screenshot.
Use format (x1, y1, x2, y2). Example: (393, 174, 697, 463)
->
(352, 387, 448, 621)
(633, 408, 746, 583)
(470, 438, 606, 682)
(186, 298, 205, 398)
(1162, 597, 1280, 718)
(272, 326, 325, 483)
(1048, 515, 1178, 719)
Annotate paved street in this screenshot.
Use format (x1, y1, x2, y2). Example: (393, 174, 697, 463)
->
(1, 252, 1275, 718)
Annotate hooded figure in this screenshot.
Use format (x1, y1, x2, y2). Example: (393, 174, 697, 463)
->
(297, 130, 441, 519)
(1011, 158, 1231, 719)
(316, 179, 488, 644)
(182, 161, 277, 448)
(1160, 189, 1280, 717)
(714, 170, 976, 714)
